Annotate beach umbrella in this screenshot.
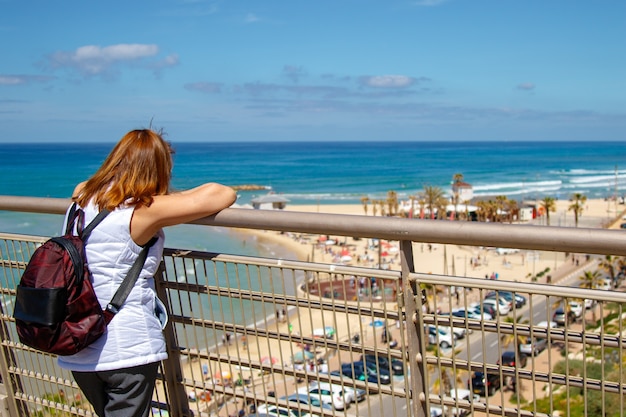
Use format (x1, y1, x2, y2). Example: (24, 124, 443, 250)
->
(214, 370, 231, 380)
(293, 350, 315, 363)
(261, 356, 278, 365)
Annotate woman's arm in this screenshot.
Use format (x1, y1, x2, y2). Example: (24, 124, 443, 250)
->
(131, 183, 237, 245)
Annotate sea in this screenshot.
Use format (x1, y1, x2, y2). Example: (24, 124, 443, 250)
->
(2, 140, 625, 347)
(2, 141, 626, 251)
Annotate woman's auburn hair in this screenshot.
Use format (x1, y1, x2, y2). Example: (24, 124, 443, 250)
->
(76, 129, 174, 211)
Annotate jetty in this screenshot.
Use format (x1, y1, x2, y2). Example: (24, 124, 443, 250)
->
(230, 184, 272, 191)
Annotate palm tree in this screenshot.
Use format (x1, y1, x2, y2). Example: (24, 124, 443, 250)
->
(495, 195, 507, 222)
(452, 173, 464, 219)
(375, 200, 386, 217)
(599, 255, 617, 287)
(540, 196, 557, 226)
(579, 270, 603, 321)
(418, 194, 427, 219)
(462, 199, 472, 221)
(424, 186, 445, 220)
(579, 269, 603, 290)
(360, 196, 370, 215)
(500, 314, 530, 349)
(386, 190, 398, 216)
(505, 198, 519, 223)
(408, 194, 417, 218)
(568, 193, 587, 227)
(476, 200, 497, 222)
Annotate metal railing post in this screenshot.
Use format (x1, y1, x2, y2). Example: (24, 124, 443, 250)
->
(154, 261, 193, 417)
(401, 239, 427, 417)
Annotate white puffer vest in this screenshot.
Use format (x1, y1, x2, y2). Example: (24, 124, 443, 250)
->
(57, 202, 168, 372)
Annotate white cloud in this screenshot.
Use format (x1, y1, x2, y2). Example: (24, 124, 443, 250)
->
(185, 82, 223, 93)
(245, 13, 260, 23)
(0, 75, 26, 85)
(0, 74, 55, 85)
(360, 75, 416, 88)
(42, 43, 176, 78)
(517, 82, 536, 91)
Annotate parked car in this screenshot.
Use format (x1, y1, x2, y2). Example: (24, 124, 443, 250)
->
(486, 290, 525, 309)
(337, 361, 391, 385)
(281, 393, 333, 415)
(452, 307, 492, 321)
(568, 300, 584, 318)
(498, 350, 528, 368)
(255, 404, 304, 417)
(536, 320, 558, 329)
(519, 337, 547, 356)
(470, 302, 497, 319)
(482, 297, 511, 315)
(297, 382, 352, 410)
(440, 324, 467, 340)
(360, 353, 405, 375)
(429, 388, 475, 417)
(426, 325, 456, 349)
(470, 371, 501, 396)
(553, 307, 576, 326)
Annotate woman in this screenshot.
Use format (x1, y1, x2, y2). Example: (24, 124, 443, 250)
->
(57, 128, 237, 417)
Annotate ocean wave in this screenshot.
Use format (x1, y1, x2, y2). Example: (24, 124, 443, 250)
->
(569, 174, 624, 184)
(472, 180, 561, 192)
(552, 168, 626, 176)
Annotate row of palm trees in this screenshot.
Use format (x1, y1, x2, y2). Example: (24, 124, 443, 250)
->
(360, 173, 590, 227)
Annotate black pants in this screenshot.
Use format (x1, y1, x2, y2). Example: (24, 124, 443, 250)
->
(72, 362, 159, 417)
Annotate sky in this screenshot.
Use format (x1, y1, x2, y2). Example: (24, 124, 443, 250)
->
(1, 0, 625, 143)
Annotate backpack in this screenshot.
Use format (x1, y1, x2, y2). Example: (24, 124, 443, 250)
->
(13, 203, 154, 356)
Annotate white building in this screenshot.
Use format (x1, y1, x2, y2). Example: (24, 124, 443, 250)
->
(451, 181, 473, 202)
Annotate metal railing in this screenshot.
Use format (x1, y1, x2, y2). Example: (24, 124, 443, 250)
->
(0, 196, 625, 417)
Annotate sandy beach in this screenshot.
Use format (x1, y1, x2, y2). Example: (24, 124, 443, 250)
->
(194, 198, 626, 416)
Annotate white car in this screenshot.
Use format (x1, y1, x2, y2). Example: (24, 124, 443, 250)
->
(454, 307, 492, 321)
(426, 325, 456, 349)
(256, 404, 301, 417)
(298, 382, 353, 410)
(440, 325, 467, 340)
(536, 320, 558, 329)
(430, 388, 477, 416)
(482, 297, 511, 315)
(568, 300, 584, 318)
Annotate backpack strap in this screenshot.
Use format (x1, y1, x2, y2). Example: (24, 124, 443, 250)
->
(65, 202, 111, 241)
(80, 208, 111, 241)
(103, 236, 158, 324)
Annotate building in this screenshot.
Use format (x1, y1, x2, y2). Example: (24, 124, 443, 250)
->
(451, 181, 473, 203)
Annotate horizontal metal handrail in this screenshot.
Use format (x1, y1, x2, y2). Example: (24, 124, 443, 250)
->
(1, 195, 626, 255)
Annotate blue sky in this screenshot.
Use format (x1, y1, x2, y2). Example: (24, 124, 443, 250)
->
(1, 0, 624, 142)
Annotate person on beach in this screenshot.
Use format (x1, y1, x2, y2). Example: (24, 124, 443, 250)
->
(57, 128, 237, 417)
